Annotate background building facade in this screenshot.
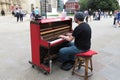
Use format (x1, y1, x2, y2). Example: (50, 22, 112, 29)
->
(65, 0, 80, 13)
(0, 0, 40, 14)
(20, 0, 40, 13)
(0, 0, 61, 15)
(0, 0, 21, 14)
(57, 0, 64, 12)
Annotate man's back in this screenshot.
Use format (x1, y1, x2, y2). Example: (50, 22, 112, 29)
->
(72, 22, 91, 50)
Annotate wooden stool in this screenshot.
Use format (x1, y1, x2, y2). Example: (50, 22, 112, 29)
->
(72, 50, 97, 80)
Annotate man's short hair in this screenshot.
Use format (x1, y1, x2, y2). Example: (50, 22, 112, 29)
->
(74, 12, 85, 21)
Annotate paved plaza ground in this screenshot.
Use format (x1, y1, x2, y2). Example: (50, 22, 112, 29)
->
(0, 15, 120, 80)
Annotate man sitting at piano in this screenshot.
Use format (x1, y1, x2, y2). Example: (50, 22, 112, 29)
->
(58, 12, 92, 71)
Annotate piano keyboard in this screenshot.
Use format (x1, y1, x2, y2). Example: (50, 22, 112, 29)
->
(49, 38, 64, 44)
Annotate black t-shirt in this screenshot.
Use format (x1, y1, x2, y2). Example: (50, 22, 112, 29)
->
(72, 22, 91, 50)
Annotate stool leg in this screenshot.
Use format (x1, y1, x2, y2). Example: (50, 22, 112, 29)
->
(85, 58, 89, 80)
(78, 57, 82, 70)
(90, 58, 93, 72)
(72, 57, 78, 75)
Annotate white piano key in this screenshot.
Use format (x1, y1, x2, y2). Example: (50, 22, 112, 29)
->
(50, 38, 63, 44)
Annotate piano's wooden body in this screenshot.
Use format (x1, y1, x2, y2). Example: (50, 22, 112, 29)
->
(29, 17, 72, 74)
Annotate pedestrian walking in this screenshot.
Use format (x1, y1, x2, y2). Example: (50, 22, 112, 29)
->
(98, 9, 101, 20)
(15, 8, 20, 22)
(88, 9, 93, 21)
(115, 11, 120, 28)
(19, 7, 24, 22)
(30, 8, 35, 20)
(34, 7, 40, 20)
(113, 10, 118, 25)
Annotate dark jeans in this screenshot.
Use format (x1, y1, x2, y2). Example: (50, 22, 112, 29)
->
(20, 14, 23, 21)
(58, 42, 85, 63)
(113, 17, 116, 25)
(16, 13, 20, 22)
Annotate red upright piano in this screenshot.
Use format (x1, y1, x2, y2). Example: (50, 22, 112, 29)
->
(29, 17, 72, 74)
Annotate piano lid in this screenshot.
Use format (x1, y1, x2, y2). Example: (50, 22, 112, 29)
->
(40, 17, 70, 23)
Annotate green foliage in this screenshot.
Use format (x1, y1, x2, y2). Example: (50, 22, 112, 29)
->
(79, 0, 119, 11)
(79, 0, 89, 11)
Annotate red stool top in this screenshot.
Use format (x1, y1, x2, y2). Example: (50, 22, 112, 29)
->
(76, 50, 97, 57)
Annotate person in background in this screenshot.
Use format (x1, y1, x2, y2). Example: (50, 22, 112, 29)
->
(1, 9, 5, 16)
(19, 7, 24, 22)
(113, 10, 118, 26)
(109, 11, 113, 18)
(98, 9, 101, 20)
(15, 8, 20, 22)
(30, 8, 35, 20)
(58, 12, 92, 71)
(12, 10, 15, 16)
(84, 10, 89, 23)
(88, 9, 93, 21)
(115, 10, 120, 28)
(34, 7, 40, 20)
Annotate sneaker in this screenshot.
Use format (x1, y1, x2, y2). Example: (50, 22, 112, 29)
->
(60, 60, 75, 71)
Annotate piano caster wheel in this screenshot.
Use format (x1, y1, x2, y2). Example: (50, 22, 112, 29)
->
(32, 65, 35, 68)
